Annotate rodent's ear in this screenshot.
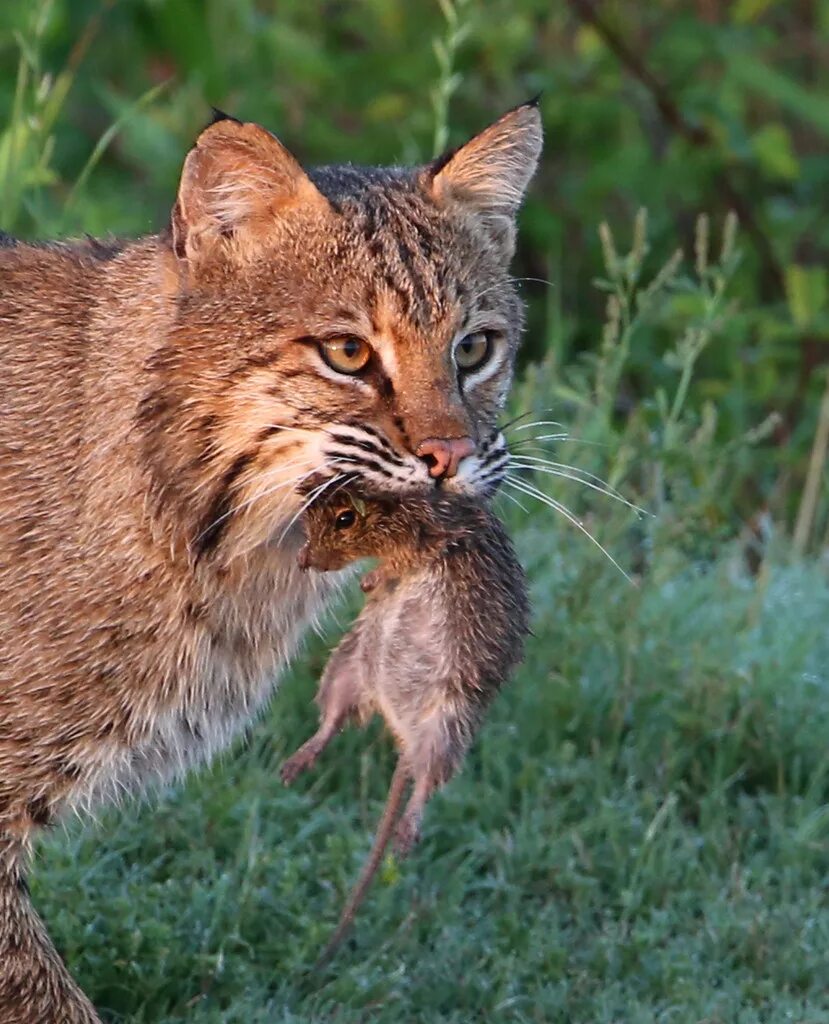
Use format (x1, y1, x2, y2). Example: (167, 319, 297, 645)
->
(424, 99, 542, 257)
(171, 115, 329, 274)
(442, 526, 471, 551)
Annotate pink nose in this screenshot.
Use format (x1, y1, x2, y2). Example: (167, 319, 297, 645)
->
(416, 436, 475, 479)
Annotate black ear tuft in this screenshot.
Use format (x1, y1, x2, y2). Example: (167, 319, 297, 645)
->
(428, 145, 459, 179)
(524, 92, 543, 109)
(208, 106, 241, 128)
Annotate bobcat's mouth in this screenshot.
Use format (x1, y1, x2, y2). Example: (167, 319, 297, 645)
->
(315, 423, 508, 499)
(192, 423, 509, 561)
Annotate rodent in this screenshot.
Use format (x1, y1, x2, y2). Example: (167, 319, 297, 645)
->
(281, 492, 531, 962)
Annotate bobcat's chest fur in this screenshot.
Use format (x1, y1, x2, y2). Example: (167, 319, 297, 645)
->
(72, 547, 342, 813)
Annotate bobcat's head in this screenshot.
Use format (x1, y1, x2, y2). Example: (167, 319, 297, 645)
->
(141, 103, 542, 561)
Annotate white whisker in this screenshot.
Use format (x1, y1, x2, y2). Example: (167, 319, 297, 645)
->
(510, 420, 568, 434)
(499, 410, 545, 432)
(276, 473, 351, 546)
(189, 452, 312, 499)
(227, 467, 339, 562)
(504, 475, 633, 583)
(261, 423, 323, 437)
(509, 456, 649, 516)
(507, 443, 566, 456)
(510, 453, 624, 489)
(510, 433, 608, 449)
(495, 488, 530, 514)
(193, 461, 315, 546)
(509, 275, 557, 290)
(468, 276, 556, 307)
(262, 455, 358, 529)
(508, 433, 570, 446)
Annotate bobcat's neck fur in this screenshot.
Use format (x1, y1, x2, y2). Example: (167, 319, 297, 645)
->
(0, 103, 542, 1021)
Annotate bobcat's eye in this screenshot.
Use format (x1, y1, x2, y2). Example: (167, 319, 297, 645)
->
(319, 336, 372, 374)
(334, 508, 357, 530)
(454, 331, 492, 371)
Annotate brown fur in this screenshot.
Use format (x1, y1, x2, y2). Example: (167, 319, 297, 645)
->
(282, 491, 531, 959)
(0, 103, 540, 1019)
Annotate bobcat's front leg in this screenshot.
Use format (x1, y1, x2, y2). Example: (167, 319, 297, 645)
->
(1, 834, 101, 1024)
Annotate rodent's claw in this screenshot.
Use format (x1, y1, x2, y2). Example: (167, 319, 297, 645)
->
(279, 760, 301, 785)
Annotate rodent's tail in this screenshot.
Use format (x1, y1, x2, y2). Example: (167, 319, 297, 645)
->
(0, 835, 101, 1024)
(315, 760, 410, 968)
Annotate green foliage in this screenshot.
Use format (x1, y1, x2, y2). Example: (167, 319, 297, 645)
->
(3, 2, 829, 1020)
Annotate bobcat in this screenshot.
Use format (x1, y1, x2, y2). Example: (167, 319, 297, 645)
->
(0, 101, 542, 1021)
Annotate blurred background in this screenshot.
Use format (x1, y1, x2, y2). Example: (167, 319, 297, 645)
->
(2, 2, 829, 1022)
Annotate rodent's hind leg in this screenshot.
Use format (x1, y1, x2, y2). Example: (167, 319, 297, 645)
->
(393, 712, 469, 855)
(393, 774, 437, 856)
(280, 659, 364, 786)
(280, 707, 346, 784)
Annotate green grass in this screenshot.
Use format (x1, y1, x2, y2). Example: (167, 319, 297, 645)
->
(31, 546, 829, 1023)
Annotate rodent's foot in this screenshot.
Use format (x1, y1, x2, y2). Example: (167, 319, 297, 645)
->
(393, 816, 421, 857)
(280, 746, 318, 785)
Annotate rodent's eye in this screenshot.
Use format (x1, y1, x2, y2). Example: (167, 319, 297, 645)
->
(318, 336, 372, 375)
(334, 508, 357, 530)
(454, 331, 492, 372)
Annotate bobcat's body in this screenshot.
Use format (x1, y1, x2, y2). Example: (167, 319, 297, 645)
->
(0, 105, 541, 1021)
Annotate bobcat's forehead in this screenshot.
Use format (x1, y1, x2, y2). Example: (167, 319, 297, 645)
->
(231, 169, 517, 334)
(312, 168, 500, 328)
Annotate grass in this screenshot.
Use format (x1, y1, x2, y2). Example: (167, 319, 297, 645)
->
(31, 547, 829, 1023)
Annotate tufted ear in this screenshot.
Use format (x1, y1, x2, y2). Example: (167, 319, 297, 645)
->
(426, 100, 543, 255)
(171, 114, 328, 273)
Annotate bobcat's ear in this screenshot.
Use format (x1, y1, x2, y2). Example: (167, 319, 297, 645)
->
(426, 100, 543, 256)
(171, 116, 328, 272)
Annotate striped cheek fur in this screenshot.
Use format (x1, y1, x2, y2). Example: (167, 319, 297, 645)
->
(315, 422, 509, 498)
(320, 423, 427, 494)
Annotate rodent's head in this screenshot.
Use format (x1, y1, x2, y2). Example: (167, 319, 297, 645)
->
(138, 105, 542, 562)
(298, 495, 411, 573)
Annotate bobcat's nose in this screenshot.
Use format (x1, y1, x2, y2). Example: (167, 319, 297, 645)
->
(416, 437, 476, 479)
